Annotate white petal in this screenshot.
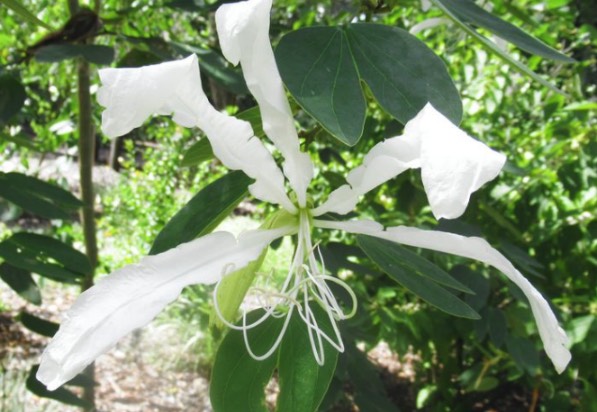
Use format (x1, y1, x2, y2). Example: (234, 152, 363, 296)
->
(216, 0, 313, 206)
(36, 227, 291, 391)
(313, 103, 505, 219)
(97, 55, 295, 211)
(97, 55, 203, 138)
(315, 219, 571, 373)
(408, 103, 506, 220)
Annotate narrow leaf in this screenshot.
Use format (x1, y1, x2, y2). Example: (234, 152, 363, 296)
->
(1, 0, 52, 29)
(430, 0, 566, 95)
(26, 365, 92, 408)
(0, 74, 26, 123)
(149, 170, 251, 255)
(435, 0, 574, 62)
(358, 235, 480, 319)
(210, 310, 283, 412)
(181, 138, 214, 167)
(277, 305, 339, 412)
(19, 311, 59, 337)
(34, 44, 115, 65)
(0, 262, 41, 305)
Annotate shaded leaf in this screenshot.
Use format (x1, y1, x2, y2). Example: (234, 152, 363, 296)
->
(358, 235, 480, 319)
(0, 172, 82, 220)
(0, 262, 41, 305)
(276, 23, 461, 145)
(26, 365, 92, 408)
(149, 171, 251, 255)
(19, 311, 59, 337)
(34, 44, 115, 65)
(506, 335, 540, 375)
(0, 74, 26, 123)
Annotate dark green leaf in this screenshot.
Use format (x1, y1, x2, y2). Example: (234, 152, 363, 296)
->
(488, 308, 508, 348)
(0, 235, 86, 283)
(19, 311, 59, 337)
(451, 265, 490, 311)
(276, 23, 461, 145)
(181, 138, 214, 167)
(435, 0, 574, 62)
(277, 305, 339, 412)
(0, 74, 26, 123)
(1, 0, 52, 29)
(0, 263, 41, 305)
(506, 336, 540, 375)
(345, 343, 399, 412)
(149, 171, 251, 255)
(210, 310, 283, 412)
(34, 44, 115, 65)
(358, 235, 480, 319)
(0, 172, 82, 219)
(26, 365, 92, 408)
(10, 233, 92, 275)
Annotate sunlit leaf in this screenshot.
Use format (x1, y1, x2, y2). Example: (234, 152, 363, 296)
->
(0, 0, 52, 29)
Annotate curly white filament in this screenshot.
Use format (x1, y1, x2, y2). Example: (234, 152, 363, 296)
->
(212, 209, 357, 365)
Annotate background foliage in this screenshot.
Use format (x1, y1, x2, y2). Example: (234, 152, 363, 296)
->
(1, 0, 595, 410)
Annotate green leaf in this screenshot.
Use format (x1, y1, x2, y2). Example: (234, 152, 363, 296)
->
(434, 0, 574, 62)
(0, 0, 52, 29)
(210, 310, 283, 412)
(236, 106, 265, 139)
(345, 343, 399, 412)
(149, 171, 251, 255)
(506, 336, 540, 375)
(0, 74, 26, 123)
(0, 235, 87, 284)
(34, 44, 115, 65)
(181, 138, 214, 167)
(358, 235, 480, 319)
(210, 248, 267, 330)
(429, 0, 567, 95)
(19, 311, 59, 337)
(488, 308, 508, 348)
(26, 365, 92, 408)
(451, 265, 490, 311)
(0, 172, 82, 220)
(276, 23, 461, 145)
(277, 305, 339, 412)
(0, 262, 41, 305)
(170, 42, 249, 94)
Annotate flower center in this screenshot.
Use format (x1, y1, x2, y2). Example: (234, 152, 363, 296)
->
(213, 208, 357, 365)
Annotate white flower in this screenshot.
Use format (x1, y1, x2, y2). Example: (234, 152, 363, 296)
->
(37, 0, 570, 391)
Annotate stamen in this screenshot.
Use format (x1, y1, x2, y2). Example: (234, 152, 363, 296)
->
(212, 209, 359, 364)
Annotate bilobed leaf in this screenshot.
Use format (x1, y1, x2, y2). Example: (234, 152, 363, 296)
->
(181, 138, 214, 167)
(149, 171, 251, 255)
(276, 23, 461, 145)
(0, 172, 82, 219)
(277, 305, 339, 412)
(34, 44, 115, 65)
(210, 310, 283, 412)
(0, 263, 41, 305)
(0, 74, 26, 123)
(19, 311, 59, 337)
(26, 365, 92, 408)
(358, 235, 480, 319)
(429, 0, 566, 94)
(434, 0, 574, 62)
(0, 0, 52, 29)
